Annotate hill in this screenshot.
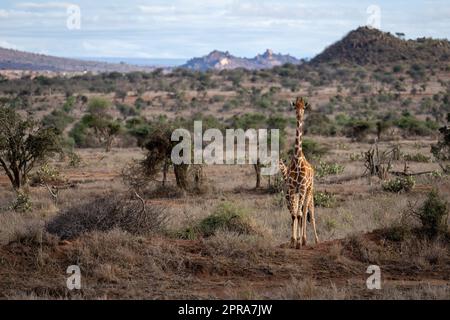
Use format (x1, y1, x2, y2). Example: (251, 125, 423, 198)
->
(0, 47, 155, 73)
(311, 26, 450, 66)
(181, 49, 301, 71)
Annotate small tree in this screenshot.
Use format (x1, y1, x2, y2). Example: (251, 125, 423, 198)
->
(0, 106, 61, 190)
(347, 120, 372, 141)
(416, 190, 448, 237)
(230, 113, 268, 189)
(84, 97, 121, 152)
(431, 113, 450, 173)
(114, 89, 127, 103)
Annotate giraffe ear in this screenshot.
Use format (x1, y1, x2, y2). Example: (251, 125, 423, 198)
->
(290, 100, 295, 107)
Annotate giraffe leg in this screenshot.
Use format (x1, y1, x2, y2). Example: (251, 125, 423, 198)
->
(291, 216, 297, 248)
(296, 214, 302, 249)
(301, 202, 308, 246)
(309, 192, 319, 244)
(301, 190, 312, 246)
(297, 192, 308, 248)
(289, 193, 300, 248)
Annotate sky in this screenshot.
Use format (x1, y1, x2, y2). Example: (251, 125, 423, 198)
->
(0, 0, 449, 60)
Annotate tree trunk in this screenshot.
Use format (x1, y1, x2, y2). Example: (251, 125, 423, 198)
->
(12, 166, 21, 190)
(162, 160, 169, 187)
(254, 160, 261, 189)
(174, 164, 189, 191)
(0, 159, 18, 190)
(105, 137, 112, 152)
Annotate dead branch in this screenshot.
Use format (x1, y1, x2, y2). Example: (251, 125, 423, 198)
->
(390, 170, 436, 177)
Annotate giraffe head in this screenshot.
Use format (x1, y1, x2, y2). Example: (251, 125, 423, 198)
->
(291, 97, 310, 115)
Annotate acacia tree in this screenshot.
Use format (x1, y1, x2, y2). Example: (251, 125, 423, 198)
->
(230, 113, 286, 189)
(84, 98, 121, 152)
(0, 106, 61, 190)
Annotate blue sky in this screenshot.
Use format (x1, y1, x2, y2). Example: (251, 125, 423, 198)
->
(0, 0, 448, 60)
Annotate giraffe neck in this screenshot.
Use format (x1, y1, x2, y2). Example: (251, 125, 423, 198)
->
(294, 110, 304, 159)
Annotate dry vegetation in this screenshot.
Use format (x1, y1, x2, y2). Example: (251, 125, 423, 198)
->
(0, 138, 449, 299)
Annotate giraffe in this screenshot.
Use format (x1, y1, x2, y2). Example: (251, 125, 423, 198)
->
(279, 97, 319, 248)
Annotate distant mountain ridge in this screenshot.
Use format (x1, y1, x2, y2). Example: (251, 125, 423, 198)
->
(311, 26, 450, 65)
(181, 49, 302, 71)
(0, 47, 155, 73)
(1, 27, 450, 73)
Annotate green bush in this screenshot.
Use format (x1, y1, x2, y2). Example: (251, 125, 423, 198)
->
(314, 191, 336, 208)
(403, 153, 431, 163)
(316, 161, 345, 178)
(305, 113, 337, 136)
(30, 163, 64, 186)
(381, 225, 411, 242)
(345, 119, 373, 141)
(302, 139, 329, 159)
(69, 120, 90, 147)
(9, 191, 32, 213)
(382, 176, 415, 193)
(42, 109, 74, 132)
(198, 202, 253, 237)
(394, 114, 437, 136)
(417, 190, 448, 237)
(177, 202, 258, 239)
(116, 104, 138, 117)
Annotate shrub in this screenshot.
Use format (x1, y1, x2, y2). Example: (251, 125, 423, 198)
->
(323, 217, 338, 233)
(403, 153, 431, 163)
(349, 153, 362, 161)
(68, 152, 82, 167)
(394, 115, 436, 136)
(30, 163, 65, 186)
(381, 225, 411, 242)
(69, 120, 92, 147)
(316, 161, 345, 178)
(42, 110, 74, 132)
(345, 120, 372, 141)
(305, 113, 336, 136)
(177, 202, 260, 239)
(198, 203, 253, 237)
(46, 194, 167, 239)
(416, 190, 448, 237)
(302, 139, 329, 159)
(116, 104, 138, 117)
(9, 191, 32, 213)
(382, 176, 415, 193)
(314, 191, 336, 208)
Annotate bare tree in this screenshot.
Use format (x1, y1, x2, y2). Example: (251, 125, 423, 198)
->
(363, 143, 393, 180)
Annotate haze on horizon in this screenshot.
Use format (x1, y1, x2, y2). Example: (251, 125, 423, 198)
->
(0, 0, 448, 61)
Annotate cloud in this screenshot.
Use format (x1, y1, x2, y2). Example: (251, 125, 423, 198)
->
(0, 0, 448, 59)
(16, 2, 73, 9)
(138, 5, 176, 14)
(0, 40, 19, 50)
(0, 9, 9, 18)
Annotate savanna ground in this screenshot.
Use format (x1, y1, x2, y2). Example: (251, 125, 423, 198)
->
(0, 137, 449, 299)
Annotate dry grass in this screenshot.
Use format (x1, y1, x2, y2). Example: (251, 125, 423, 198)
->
(0, 137, 449, 299)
